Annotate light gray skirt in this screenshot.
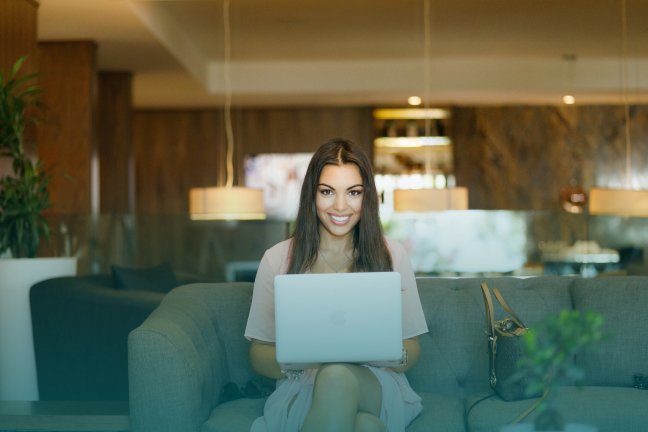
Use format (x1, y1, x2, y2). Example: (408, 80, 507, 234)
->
(250, 365, 423, 432)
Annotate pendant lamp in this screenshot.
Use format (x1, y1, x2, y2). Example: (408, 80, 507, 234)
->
(189, 0, 265, 221)
(561, 54, 577, 105)
(393, 187, 468, 212)
(392, 0, 468, 212)
(588, 0, 648, 218)
(558, 54, 588, 214)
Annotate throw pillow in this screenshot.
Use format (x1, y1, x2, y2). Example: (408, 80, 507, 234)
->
(111, 261, 178, 293)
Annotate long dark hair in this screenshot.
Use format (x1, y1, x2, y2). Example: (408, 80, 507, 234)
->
(287, 138, 392, 273)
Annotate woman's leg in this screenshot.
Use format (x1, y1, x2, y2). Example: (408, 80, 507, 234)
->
(301, 363, 385, 432)
(355, 412, 386, 432)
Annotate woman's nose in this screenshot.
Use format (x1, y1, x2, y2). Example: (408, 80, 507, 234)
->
(333, 193, 346, 211)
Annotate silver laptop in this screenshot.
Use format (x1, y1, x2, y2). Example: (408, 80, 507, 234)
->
(274, 272, 403, 370)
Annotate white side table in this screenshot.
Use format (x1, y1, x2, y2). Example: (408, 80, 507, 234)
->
(0, 257, 77, 401)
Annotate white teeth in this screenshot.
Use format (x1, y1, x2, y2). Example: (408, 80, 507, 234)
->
(331, 215, 349, 223)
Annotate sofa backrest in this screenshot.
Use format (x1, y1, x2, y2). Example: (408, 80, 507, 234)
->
(31, 275, 165, 401)
(409, 276, 574, 398)
(185, 276, 576, 398)
(155, 275, 648, 402)
(160, 282, 256, 386)
(571, 276, 648, 388)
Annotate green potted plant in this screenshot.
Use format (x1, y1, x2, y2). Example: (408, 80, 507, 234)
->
(0, 55, 50, 258)
(0, 55, 77, 401)
(503, 309, 605, 432)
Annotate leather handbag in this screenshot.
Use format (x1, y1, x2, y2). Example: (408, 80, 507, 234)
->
(480, 282, 537, 401)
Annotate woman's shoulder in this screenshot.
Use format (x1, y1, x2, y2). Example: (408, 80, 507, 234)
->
(384, 236, 407, 256)
(384, 236, 413, 270)
(260, 238, 293, 273)
(266, 238, 292, 257)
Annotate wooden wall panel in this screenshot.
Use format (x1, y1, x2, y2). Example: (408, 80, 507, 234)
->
(0, 0, 38, 177)
(37, 41, 97, 215)
(237, 107, 373, 153)
(132, 107, 373, 214)
(132, 110, 223, 214)
(98, 71, 133, 213)
(132, 104, 648, 214)
(236, 107, 374, 183)
(0, 0, 38, 74)
(451, 105, 648, 210)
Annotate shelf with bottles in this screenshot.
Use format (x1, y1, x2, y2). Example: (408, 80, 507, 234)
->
(372, 107, 453, 176)
(373, 107, 450, 147)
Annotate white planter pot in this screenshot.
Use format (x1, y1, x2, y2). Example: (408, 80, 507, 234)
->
(501, 423, 597, 432)
(0, 257, 77, 400)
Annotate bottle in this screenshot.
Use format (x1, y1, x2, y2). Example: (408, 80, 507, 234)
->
(406, 120, 418, 137)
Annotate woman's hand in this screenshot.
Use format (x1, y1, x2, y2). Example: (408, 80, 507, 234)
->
(250, 340, 285, 380)
(251, 337, 421, 378)
(389, 337, 421, 373)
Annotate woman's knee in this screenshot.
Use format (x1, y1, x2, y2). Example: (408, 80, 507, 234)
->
(314, 364, 359, 394)
(314, 364, 382, 415)
(355, 412, 385, 432)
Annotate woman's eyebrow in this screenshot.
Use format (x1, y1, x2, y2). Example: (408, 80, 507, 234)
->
(317, 183, 363, 190)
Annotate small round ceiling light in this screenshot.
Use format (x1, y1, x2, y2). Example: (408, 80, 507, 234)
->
(407, 96, 422, 106)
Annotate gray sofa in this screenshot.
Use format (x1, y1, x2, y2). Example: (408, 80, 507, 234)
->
(30, 266, 201, 401)
(128, 276, 648, 432)
(31, 275, 165, 401)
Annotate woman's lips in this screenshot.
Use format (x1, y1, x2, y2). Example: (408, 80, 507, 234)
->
(330, 214, 350, 224)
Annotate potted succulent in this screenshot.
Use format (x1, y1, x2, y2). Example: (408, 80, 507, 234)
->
(502, 309, 605, 432)
(0, 55, 77, 401)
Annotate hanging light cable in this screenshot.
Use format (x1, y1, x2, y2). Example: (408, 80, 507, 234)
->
(562, 54, 576, 105)
(393, 0, 468, 212)
(189, 0, 265, 220)
(423, 0, 431, 139)
(621, 0, 632, 191)
(223, 0, 234, 189)
(589, 0, 648, 217)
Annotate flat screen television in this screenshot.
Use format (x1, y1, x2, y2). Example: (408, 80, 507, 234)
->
(244, 152, 313, 221)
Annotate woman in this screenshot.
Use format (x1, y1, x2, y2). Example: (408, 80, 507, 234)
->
(245, 138, 428, 432)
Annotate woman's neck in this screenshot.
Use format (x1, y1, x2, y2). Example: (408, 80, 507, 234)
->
(318, 229, 353, 254)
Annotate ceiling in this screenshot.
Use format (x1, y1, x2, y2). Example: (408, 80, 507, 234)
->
(37, 0, 648, 108)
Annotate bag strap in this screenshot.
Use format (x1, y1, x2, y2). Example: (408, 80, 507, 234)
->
(492, 287, 527, 329)
(480, 282, 496, 338)
(480, 282, 498, 388)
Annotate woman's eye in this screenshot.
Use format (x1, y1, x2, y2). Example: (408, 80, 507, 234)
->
(320, 188, 333, 196)
(348, 189, 363, 197)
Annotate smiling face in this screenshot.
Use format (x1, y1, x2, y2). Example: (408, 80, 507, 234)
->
(315, 163, 364, 240)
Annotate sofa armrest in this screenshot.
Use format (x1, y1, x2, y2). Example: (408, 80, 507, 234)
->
(128, 283, 254, 432)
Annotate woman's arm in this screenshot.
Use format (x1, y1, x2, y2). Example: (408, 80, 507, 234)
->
(390, 337, 421, 373)
(250, 339, 285, 380)
(252, 337, 420, 377)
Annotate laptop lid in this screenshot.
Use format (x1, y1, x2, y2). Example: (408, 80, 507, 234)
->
(274, 272, 402, 370)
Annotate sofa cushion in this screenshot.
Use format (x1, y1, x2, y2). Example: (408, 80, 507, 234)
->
(409, 277, 573, 399)
(112, 261, 178, 293)
(466, 386, 648, 432)
(571, 276, 648, 387)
